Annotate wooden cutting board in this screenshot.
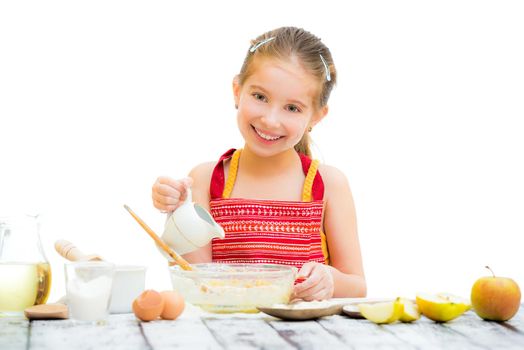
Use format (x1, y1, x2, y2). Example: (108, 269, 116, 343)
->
(24, 304, 69, 320)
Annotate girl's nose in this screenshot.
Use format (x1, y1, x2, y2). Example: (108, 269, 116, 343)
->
(260, 107, 282, 128)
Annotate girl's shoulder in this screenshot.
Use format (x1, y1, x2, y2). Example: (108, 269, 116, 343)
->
(317, 163, 352, 200)
(187, 161, 216, 206)
(318, 163, 349, 184)
(188, 161, 216, 184)
(189, 148, 236, 181)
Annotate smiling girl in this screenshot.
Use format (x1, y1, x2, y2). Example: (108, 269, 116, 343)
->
(152, 27, 366, 300)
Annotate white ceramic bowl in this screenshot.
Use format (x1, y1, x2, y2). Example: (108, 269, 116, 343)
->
(109, 265, 146, 314)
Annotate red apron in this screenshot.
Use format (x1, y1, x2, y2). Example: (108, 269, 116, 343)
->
(209, 149, 329, 269)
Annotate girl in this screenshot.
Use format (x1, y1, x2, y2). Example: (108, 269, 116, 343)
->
(152, 27, 366, 301)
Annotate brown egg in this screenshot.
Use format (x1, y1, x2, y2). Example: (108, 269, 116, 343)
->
(132, 290, 164, 322)
(160, 290, 185, 320)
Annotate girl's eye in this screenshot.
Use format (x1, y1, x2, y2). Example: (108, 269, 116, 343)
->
(286, 105, 301, 113)
(252, 93, 267, 102)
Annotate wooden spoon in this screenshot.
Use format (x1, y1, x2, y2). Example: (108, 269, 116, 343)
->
(123, 205, 193, 271)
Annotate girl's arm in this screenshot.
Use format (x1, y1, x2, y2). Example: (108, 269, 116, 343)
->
(294, 164, 366, 300)
(323, 164, 366, 297)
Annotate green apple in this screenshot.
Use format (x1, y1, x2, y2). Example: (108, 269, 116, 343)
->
(416, 293, 471, 322)
(471, 266, 521, 321)
(358, 298, 404, 324)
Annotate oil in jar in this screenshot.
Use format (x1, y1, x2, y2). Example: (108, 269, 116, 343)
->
(0, 262, 52, 312)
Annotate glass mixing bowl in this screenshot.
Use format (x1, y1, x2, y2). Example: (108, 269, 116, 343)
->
(169, 263, 296, 313)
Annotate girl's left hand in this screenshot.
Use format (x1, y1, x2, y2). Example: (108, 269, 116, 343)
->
(292, 262, 334, 301)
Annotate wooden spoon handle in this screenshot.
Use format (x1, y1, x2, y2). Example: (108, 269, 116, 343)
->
(54, 239, 103, 262)
(123, 205, 193, 271)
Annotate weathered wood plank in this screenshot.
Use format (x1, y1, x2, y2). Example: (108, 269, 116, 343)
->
(318, 315, 417, 350)
(204, 317, 295, 349)
(443, 310, 524, 350)
(6, 305, 524, 349)
(28, 314, 150, 350)
(269, 318, 346, 349)
(382, 317, 486, 350)
(0, 316, 29, 350)
(141, 317, 222, 350)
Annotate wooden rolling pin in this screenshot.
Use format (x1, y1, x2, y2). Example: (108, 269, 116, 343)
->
(54, 239, 103, 262)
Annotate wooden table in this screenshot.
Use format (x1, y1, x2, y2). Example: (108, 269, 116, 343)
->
(2, 304, 523, 349)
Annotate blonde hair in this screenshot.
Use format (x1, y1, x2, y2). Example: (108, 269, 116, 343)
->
(237, 27, 337, 157)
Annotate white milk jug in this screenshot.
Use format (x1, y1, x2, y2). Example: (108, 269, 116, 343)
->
(161, 188, 225, 255)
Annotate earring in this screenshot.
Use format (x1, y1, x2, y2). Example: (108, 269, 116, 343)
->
(308, 126, 312, 132)
(235, 104, 238, 109)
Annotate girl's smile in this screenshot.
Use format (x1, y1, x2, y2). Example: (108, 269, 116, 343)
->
(252, 125, 284, 142)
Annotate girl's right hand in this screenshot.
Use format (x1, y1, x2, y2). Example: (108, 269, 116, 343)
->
(151, 176, 193, 212)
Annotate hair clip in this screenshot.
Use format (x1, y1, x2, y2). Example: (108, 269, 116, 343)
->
(319, 54, 331, 82)
(249, 37, 275, 53)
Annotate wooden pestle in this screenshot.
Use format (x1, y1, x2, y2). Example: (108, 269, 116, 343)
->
(54, 239, 103, 262)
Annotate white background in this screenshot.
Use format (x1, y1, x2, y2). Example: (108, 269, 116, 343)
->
(1, 1, 523, 303)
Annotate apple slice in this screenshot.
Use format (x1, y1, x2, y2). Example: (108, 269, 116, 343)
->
(398, 298, 420, 322)
(416, 293, 471, 322)
(358, 299, 404, 324)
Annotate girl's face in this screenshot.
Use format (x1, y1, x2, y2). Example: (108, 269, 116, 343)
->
(233, 57, 327, 158)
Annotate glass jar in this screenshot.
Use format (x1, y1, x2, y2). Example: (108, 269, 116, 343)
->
(0, 214, 52, 314)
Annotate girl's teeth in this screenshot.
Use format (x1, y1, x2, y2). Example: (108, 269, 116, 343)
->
(255, 128, 281, 141)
